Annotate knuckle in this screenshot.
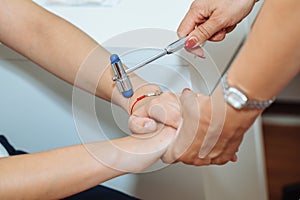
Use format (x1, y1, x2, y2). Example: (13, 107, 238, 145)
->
(213, 17, 227, 27)
(195, 25, 211, 40)
(212, 157, 229, 165)
(171, 113, 181, 124)
(161, 91, 177, 100)
(190, 1, 199, 12)
(190, 1, 207, 17)
(148, 97, 160, 106)
(193, 157, 211, 166)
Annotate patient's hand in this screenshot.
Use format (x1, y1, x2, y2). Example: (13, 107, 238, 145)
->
(128, 84, 181, 134)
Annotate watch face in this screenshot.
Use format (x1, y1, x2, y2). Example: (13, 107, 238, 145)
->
(226, 87, 248, 109)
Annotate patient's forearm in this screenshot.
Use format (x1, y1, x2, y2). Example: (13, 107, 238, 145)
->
(0, 126, 175, 199)
(0, 0, 162, 113)
(0, 0, 97, 87)
(0, 0, 142, 111)
(0, 144, 121, 199)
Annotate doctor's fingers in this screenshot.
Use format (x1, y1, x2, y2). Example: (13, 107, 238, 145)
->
(200, 127, 244, 165)
(177, 0, 209, 38)
(179, 0, 254, 48)
(184, 24, 235, 57)
(179, 0, 230, 47)
(162, 89, 207, 165)
(210, 137, 243, 165)
(209, 25, 236, 41)
(161, 89, 199, 163)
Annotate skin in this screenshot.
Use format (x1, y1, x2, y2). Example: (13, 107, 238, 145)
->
(3, 0, 298, 198)
(130, 0, 300, 165)
(0, 0, 178, 199)
(0, 127, 176, 199)
(178, 0, 257, 57)
(164, 0, 300, 165)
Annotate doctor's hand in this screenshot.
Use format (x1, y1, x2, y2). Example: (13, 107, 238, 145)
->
(162, 88, 261, 165)
(178, 0, 256, 56)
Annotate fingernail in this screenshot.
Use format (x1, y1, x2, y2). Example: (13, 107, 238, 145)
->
(231, 154, 238, 162)
(185, 37, 198, 49)
(186, 46, 205, 58)
(182, 88, 191, 93)
(195, 48, 205, 58)
(198, 150, 208, 159)
(144, 120, 156, 131)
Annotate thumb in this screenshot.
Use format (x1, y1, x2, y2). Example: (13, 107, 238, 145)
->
(128, 115, 158, 134)
(185, 19, 224, 48)
(180, 88, 199, 117)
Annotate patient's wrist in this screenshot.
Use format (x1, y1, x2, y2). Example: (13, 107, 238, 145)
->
(128, 84, 162, 114)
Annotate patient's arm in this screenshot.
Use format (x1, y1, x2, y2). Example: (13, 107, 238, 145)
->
(0, 4, 179, 197)
(0, 126, 176, 199)
(0, 0, 160, 112)
(0, 0, 182, 132)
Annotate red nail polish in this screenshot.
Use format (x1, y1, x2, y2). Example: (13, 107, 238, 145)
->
(185, 37, 197, 49)
(182, 88, 191, 93)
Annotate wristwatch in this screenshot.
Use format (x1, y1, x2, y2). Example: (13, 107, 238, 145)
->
(221, 73, 275, 110)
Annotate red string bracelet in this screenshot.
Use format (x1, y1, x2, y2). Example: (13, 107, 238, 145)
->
(130, 90, 163, 115)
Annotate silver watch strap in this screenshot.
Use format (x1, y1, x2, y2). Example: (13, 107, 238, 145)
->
(222, 73, 275, 109)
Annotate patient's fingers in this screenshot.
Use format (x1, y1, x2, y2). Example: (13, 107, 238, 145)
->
(146, 92, 181, 129)
(128, 116, 157, 134)
(128, 92, 181, 134)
